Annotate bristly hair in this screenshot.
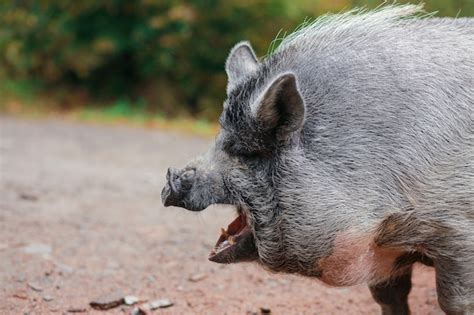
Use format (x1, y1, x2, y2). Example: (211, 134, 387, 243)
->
(266, 3, 433, 57)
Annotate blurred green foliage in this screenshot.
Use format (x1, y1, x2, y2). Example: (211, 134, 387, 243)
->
(1, 0, 472, 119)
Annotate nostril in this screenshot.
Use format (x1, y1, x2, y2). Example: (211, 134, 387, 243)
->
(164, 167, 195, 200)
(162, 167, 197, 208)
(167, 167, 180, 182)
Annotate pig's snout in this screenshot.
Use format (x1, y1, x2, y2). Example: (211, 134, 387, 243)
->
(161, 167, 196, 207)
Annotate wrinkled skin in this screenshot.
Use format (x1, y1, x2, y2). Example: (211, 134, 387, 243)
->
(162, 6, 474, 315)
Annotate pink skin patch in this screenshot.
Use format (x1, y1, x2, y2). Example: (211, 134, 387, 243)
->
(317, 231, 404, 287)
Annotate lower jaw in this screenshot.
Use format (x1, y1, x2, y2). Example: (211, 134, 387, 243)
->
(208, 211, 258, 264)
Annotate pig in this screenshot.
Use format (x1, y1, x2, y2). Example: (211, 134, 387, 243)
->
(161, 5, 473, 315)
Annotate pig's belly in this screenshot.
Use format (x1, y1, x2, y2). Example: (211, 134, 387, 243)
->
(317, 232, 404, 286)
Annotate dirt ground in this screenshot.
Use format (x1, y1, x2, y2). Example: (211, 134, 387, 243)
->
(0, 116, 443, 314)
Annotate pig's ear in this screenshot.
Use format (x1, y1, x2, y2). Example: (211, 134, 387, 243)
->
(225, 41, 258, 91)
(254, 72, 305, 139)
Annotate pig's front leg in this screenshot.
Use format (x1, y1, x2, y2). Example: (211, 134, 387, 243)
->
(435, 255, 474, 315)
(374, 212, 474, 314)
(369, 268, 412, 315)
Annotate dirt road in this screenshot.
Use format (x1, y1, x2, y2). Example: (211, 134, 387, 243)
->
(0, 116, 441, 314)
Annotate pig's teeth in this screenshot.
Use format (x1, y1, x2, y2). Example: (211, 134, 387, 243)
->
(221, 228, 229, 238)
(228, 236, 235, 245)
(221, 240, 229, 248)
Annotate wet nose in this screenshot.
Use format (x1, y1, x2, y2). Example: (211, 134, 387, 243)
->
(161, 167, 196, 207)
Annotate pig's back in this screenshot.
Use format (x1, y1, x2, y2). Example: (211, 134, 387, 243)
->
(267, 7, 473, 217)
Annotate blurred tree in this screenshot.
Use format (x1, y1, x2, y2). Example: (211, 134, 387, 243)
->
(0, 0, 472, 118)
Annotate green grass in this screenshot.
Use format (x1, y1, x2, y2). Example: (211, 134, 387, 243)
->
(0, 80, 219, 138)
(73, 105, 218, 137)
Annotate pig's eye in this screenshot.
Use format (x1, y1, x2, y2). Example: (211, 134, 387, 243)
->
(234, 148, 272, 162)
(224, 141, 259, 159)
(236, 151, 259, 160)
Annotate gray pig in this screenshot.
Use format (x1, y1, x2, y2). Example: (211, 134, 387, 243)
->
(162, 5, 473, 315)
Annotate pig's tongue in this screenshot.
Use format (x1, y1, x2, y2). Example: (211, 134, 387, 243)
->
(209, 213, 257, 264)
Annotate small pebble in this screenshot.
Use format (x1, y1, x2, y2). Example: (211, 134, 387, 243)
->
(147, 299, 173, 310)
(124, 295, 140, 305)
(28, 282, 43, 292)
(43, 295, 54, 302)
(90, 292, 125, 310)
(19, 193, 38, 201)
(188, 273, 207, 282)
(23, 243, 52, 256)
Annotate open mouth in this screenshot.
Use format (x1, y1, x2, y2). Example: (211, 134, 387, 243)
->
(208, 209, 257, 264)
(160, 167, 258, 263)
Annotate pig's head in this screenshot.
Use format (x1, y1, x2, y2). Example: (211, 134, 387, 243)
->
(162, 42, 324, 275)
